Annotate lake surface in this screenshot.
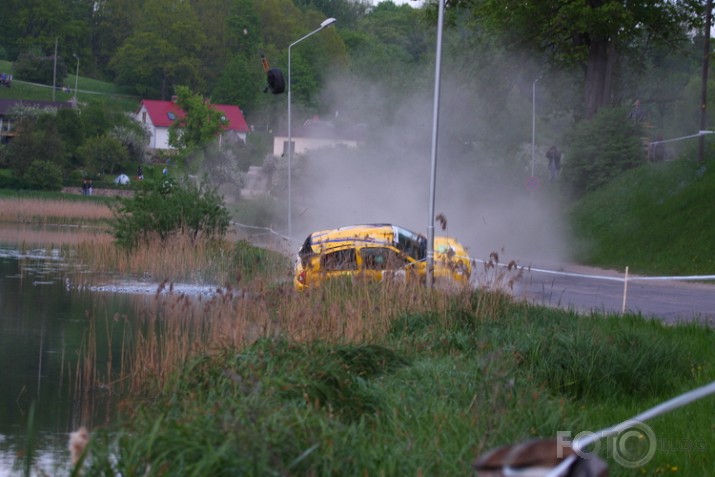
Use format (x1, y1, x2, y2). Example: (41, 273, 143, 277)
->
(0, 225, 219, 476)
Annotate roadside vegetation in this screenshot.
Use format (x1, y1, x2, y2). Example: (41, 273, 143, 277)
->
(72, 280, 715, 476)
(570, 156, 715, 275)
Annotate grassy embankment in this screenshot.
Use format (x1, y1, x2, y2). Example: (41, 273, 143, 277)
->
(570, 157, 715, 276)
(78, 281, 714, 476)
(0, 59, 138, 111)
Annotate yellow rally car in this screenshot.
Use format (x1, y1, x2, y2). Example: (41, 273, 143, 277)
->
(293, 224, 472, 291)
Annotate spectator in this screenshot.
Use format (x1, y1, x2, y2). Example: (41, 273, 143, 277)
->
(546, 145, 562, 182)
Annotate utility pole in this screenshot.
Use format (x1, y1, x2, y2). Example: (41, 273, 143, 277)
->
(698, 0, 712, 164)
(52, 38, 58, 101)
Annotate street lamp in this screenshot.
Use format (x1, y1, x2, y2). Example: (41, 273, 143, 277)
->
(531, 77, 539, 177)
(287, 17, 337, 239)
(73, 54, 79, 107)
(426, 0, 445, 288)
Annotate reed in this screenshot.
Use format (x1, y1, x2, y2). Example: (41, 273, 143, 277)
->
(0, 197, 113, 224)
(72, 233, 250, 284)
(79, 282, 715, 476)
(72, 275, 507, 408)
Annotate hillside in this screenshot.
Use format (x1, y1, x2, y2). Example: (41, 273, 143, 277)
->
(0, 59, 138, 112)
(569, 156, 715, 276)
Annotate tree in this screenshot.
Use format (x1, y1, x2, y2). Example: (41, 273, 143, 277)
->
(23, 160, 63, 191)
(91, 0, 143, 78)
(56, 108, 85, 168)
(6, 111, 65, 177)
(13, 51, 67, 85)
(168, 85, 227, 152)
(110, 0, 207, 99)
(562, 107, 646, 197)
(454, 0, 701, 118)
(111, 177, 230, 249)
(77, 134, 129, 175)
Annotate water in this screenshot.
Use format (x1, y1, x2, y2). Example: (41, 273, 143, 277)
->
(0, 227, 220, 476)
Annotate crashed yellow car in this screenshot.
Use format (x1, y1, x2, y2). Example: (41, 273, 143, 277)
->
(293, 224, 472, 291)
(433, 236, 473, 284)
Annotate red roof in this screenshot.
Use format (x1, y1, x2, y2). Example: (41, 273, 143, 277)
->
(137, 99, 249, 132)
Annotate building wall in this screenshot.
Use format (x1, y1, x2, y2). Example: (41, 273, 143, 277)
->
(272, 136, 358, 157)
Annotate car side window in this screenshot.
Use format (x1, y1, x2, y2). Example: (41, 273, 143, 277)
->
(361, 248, 406, 270)
(321, 249, 357, 271)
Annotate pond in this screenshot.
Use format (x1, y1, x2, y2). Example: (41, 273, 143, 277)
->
(0, 225, 219, 476)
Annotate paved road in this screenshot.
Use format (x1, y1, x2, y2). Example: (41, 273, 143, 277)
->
(509, 263, 715, 326)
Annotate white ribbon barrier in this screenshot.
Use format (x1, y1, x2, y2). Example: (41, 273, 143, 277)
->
(474, 258, 715, 314)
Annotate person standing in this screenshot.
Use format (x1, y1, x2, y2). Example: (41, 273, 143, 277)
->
(546, 145, 562, 182)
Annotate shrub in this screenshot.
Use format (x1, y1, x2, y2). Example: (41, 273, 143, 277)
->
(562, 107, 646, 197)
(13, 51, 67, 86)
(77, 134, 129, 175)
(111, 176, 230, 249)
(23, 160, 63, 191)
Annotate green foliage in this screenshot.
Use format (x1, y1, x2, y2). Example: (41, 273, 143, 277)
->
(22, 160, 63, 191)
(521, 318, 692, 400)
(109, 0, 207, 99)
(55, 108, 85, 167)
(111, 177, 230, 249)
(457, 0, 699, 117)
(211, 54, 262, 112)
(13, 51, 67, 85)
(562, 107, 646, 197)
(231, 240, 290, 282)
(569, 157, 715, 275)
(109, 123, 148, 164)
(168, 85, 227, 152)
(82, 296, 715, 476)
(77, 135, 129, 175)
(6, 113, 65, 176)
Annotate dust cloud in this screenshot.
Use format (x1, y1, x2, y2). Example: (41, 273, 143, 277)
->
(288, 65, 574, 266)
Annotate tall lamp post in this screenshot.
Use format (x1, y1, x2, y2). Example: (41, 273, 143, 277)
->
(531, 77, 539, 177)
(426, 0, 445, 288)
(73, 54, 80, 107)
(287, 17, 337, 239)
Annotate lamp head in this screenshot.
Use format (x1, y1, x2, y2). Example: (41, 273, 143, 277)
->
(320, 18, 337, 29)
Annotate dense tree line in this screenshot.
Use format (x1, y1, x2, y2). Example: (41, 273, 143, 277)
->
(0, 0, 712, 197)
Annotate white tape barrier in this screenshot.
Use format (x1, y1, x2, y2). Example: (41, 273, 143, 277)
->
(230, 221, 289, 242)
(474, 259, 715, 283)
(474, 258, 715, 315)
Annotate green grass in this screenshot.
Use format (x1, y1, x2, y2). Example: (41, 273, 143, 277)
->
(79, 287, 715, 477)
(0, 59, 138, 112)
(570, 157, 715, 275)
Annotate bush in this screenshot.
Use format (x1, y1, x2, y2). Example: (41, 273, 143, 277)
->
(23, 160, 63, 191)
(111, 176, 231, 249)
(77, 134, 129, 175)
(13, 51, 67, 86)
(562, 107, 646, 197)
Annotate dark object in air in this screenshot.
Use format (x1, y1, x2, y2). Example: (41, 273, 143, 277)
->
(261, 55, 285, 95)
(266, 68, 285, 94)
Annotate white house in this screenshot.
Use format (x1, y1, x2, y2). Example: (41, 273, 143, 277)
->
(133, 98, 250, 151)
(272, 116, 364, 157)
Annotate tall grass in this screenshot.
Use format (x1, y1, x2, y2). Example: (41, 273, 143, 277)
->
(75, 278, 715, 476)
(0, 196, 113, 224)
(73, 234, 288, 285)
(570, 158, 715, 275)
